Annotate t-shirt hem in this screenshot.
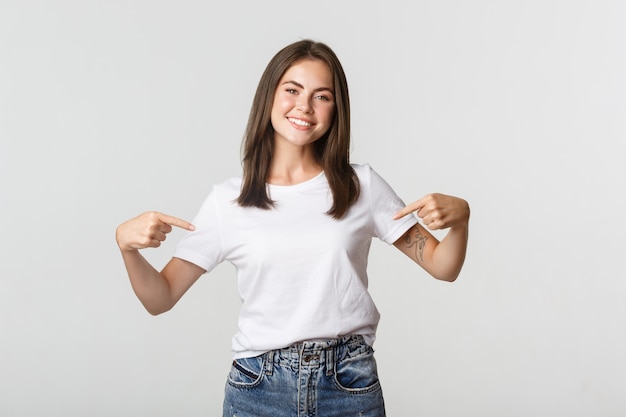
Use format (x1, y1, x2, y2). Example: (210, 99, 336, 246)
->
(172, 249, 211, 272)
(381, 215, 419, 244)
(231, 333, 378, 360)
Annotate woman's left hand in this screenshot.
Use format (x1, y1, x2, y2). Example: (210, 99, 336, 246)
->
(393, 193, 470, 230)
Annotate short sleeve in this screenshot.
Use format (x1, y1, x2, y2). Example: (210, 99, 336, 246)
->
(173, 186, 226, 273)
(365, 165, 418, 244)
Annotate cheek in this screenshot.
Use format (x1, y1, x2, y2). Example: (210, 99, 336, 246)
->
(270, 98, 285, 124)
(318, 106, 335, 125)
(272, 92, 293, 110)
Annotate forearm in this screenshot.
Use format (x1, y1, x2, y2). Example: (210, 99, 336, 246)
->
(394, 193, 470, 281)
(429, 223, 468, 282)
(120, 249, 175, 315)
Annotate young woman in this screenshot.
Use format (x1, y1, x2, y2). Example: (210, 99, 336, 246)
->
(116, 39, 470, 417)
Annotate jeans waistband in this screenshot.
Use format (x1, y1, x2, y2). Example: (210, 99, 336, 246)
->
(264, 335, 367, 377)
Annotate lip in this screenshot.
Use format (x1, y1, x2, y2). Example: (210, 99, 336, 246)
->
(287, 116, 315, 129)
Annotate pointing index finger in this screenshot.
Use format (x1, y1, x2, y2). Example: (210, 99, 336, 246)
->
(159, 213, 195, 231)
(393, 198, 426, 220)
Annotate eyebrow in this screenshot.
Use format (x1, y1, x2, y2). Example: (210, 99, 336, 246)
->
(281, 80, 334, 94)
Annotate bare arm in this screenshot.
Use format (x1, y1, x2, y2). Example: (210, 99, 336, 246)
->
(393, 193, 470, 282)
(116, 211, 205, 315)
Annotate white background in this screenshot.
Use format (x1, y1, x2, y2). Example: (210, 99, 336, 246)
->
(1, 0, 625, 416)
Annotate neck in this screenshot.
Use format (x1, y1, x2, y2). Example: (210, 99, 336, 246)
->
(268, 143, 322, 186)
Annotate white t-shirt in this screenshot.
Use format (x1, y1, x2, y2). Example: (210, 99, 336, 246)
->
(174, 164, 418, 359)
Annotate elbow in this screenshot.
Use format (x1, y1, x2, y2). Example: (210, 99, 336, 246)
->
(428, 254, 466, 282)
(136, 290, 177, 316)
(147, 308, 165, 316)
(440, 273, 459, 283)
(431, 267, 461, 282)
(147, 307, 170, 316)
(144, 302, 173, 316)
(434, 273, 458, 283)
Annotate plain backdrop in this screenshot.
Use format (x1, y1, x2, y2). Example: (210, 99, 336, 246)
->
(1, 1, 625, 416)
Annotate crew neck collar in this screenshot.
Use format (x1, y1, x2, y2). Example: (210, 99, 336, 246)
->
(266, 170, 326, 191)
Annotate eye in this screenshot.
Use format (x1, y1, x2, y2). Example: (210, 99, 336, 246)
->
(315, 94, 331, 102)
(285, 88, 298, 94)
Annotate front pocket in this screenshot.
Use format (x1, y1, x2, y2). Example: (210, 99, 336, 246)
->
(227, 355, 265, 388)
(334, 346, 381, 394)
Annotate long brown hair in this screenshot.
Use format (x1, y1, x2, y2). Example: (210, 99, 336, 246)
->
(237, 39, 359, 219)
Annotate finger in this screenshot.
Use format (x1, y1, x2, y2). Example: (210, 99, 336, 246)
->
(158, 213, 195, 231)
(148, 239, 162, 248)
(423, 221, 438, 231)
(425, 219, 445, 231)
(392, 207, 411, 220)
(132, 236, 162, 250)
(158, 223, 173, 234)
(152, 231, 167, 242)
(393, 198, 426, 220)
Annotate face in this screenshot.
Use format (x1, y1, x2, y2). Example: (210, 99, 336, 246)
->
(270, 59, 335, 149)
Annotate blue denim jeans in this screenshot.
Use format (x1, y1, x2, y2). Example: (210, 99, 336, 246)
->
(223, 335, 386, 417)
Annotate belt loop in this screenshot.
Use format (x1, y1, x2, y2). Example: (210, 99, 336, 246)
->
(265, 350, 274, 375)
(325, 346, 334, 376)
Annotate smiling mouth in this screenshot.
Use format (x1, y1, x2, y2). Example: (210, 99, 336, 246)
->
(288, 117, 312, 127)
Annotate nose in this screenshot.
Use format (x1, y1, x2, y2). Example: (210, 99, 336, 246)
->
(297, 97, 312, 113)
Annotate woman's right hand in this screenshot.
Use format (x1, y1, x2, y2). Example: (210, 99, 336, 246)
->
(116, 211, 195, 252)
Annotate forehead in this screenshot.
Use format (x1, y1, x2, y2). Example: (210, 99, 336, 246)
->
(280, 59, 333, 87)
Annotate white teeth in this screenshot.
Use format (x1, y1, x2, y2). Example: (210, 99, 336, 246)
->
(288, 118, 311, 127)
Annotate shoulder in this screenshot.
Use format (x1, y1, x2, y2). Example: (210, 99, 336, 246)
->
(350, 163, 388, 188)
(351, 163, 402, 201)
(351, 163, 374, 181)
(216, 175, 242, 191)
(199, 175, 242, 206)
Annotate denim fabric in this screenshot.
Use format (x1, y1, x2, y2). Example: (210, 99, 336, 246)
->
(223, 335, 386, 417)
